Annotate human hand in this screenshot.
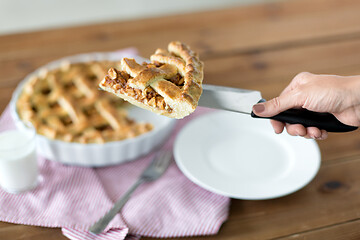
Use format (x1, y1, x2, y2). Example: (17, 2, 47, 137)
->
(252, 72, 360, 140)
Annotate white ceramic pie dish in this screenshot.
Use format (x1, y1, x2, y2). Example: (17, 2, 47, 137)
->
(10, 51, 177, 167)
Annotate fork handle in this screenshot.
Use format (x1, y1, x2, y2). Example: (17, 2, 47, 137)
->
(89, 178, 145, 234)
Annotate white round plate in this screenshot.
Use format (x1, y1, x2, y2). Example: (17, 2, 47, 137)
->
(174, 111, 321, 200)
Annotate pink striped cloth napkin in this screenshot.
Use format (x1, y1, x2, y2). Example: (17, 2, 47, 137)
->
(0, 104, 230, 240)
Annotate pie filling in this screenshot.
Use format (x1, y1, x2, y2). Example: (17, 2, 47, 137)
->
(103, 62, 185, 113)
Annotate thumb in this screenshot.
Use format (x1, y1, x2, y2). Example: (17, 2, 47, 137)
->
(252, 91, 302, 117)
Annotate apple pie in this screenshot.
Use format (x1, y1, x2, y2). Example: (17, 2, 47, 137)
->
(16, 61, 153, 143)
(98, 41, 204, 119)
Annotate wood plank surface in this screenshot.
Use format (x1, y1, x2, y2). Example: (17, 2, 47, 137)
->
(1, 0, 360, 59)
(278, 219, 360, 240)
(0, 222, 65, 240)
(2, 0, 360, 96)
(1, 0, 360, 239)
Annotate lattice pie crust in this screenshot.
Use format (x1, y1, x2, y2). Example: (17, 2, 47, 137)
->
(99, 41, 204, 119)
(17, 61, 153, 143)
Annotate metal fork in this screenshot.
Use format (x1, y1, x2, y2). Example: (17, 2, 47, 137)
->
(89, 150, 173, 234)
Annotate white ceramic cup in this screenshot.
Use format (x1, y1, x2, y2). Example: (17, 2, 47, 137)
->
(0, 122, 39, 193)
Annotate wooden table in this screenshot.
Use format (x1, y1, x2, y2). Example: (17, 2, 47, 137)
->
(1, 0, 360, 239)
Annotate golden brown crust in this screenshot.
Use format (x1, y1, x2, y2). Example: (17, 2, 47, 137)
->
(99, 41, 204, 119)
(16, 61, 153, 143)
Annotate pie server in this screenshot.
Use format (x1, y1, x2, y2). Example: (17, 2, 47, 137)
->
(198, 84, 358, 132)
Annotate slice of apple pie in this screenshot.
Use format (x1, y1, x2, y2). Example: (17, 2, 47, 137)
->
(98, 41, 204, 119)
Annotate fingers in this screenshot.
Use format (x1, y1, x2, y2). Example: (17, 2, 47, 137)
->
(285, 123, 307, 136)
(252, 72, 314, 118)
(270, 120, 285, 134)
(303, 128, 328, 140)
(319, 130, 328, 140)
(252, 90, 303, 117)
(305, 127, 322, 139)
(282, 124, 328, 140)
